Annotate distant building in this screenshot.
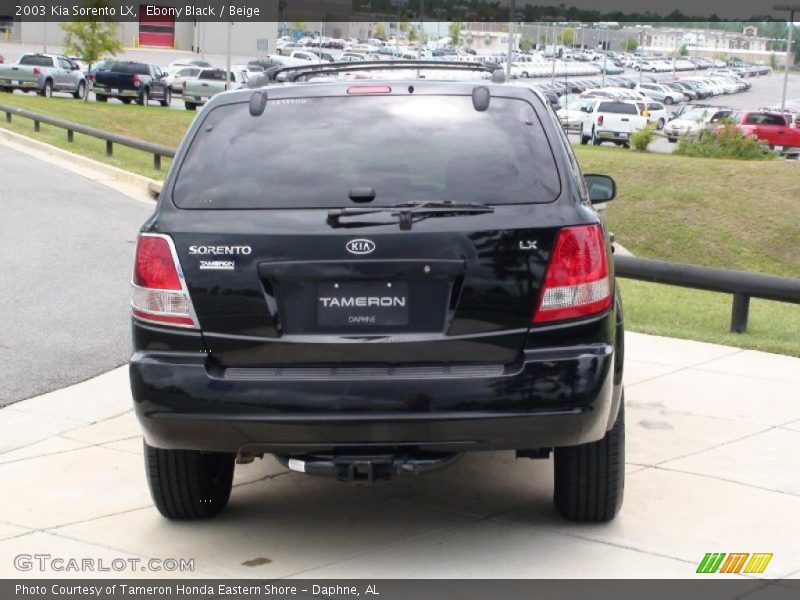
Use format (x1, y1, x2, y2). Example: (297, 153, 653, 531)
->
(5, 21, 279, 56)
(624, 25, 792, 65)
(461, 30, 521, 55)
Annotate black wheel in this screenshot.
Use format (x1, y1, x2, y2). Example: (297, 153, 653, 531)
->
(553, 395, 625, 522)
(622, 141, 631, 149)
(664, 96, 674, 105)
(121, 98, 132, 104)
(185, 102, 197, 111)
(72, 81, 86, 100)
(160, 89, 171, 107)
(144, 441, 235, 520)
(667, 137, 677, 143)
(96, 94, 108, 102)
(137, 88, 149, 106)
(591, 127, 602, 146)
(1, 86, 12, 93)
(39, 79, 53, 97)
(657, 118, 665, 130)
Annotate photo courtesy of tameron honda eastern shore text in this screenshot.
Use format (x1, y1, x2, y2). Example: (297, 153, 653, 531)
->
(129, 61, 625, 522)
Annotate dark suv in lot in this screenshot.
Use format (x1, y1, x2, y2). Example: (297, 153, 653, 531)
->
(130, 64, 625, 522)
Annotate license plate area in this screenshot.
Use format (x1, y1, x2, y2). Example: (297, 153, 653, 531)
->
(317, 281, 409, 327)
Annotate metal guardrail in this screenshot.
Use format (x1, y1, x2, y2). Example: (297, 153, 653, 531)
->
(615, 255, 800, 333)
(0, 103, 175, 170)
(1, 102, 797, 334)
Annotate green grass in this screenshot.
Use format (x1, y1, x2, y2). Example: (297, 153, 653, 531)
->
(0, 92, 193, 177)
(1, 94, 798, 355)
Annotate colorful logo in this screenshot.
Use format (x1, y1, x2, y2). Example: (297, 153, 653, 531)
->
(696, 553, 773, 574)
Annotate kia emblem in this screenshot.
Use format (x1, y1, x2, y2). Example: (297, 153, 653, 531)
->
(346, 239, 376, 255)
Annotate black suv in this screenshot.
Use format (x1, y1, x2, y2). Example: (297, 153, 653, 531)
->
(130, 63, 625, 522)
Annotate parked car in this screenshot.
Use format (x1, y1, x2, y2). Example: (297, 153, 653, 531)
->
(579, 98, 648, 146)
(0, 53, 86, 99)
(163, 66, 202, 94)
(276, 42, 305, 55)
(182, 68, 248, 110)
(664, 81, 697, 100)
(167, 59, 212, 69)
(130, 72, 626, 523)
(724, 110, 800, 150)
(91, 61, 171, 106)
(639, 100, 668, 129)
(663, 106, 733, 142)
(634, 82, 685, 105)
(557, 95, 595, 130)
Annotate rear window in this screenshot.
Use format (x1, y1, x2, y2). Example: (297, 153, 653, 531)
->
(172, 95, 562, 209)
(597, 102, 638, 115)
(199, 70, 229, 81)
(108, 62, 150, 75)
(19, 55, 53, 67)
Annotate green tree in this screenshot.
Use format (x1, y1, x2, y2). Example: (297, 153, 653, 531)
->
(60, 1, 122, 102)
(770, 52, 778, 70)
(622, 37, 638, 53)
(449, 21, 461, 46)
(408, 25, 418, 42)
(558, 27, 575, 47)
(679, 44, 689, 57)
(291, 21, 307, 35)
(399, 21, 409, 33)
(519, 36, 533, 53)
(374, 23, 386, 41)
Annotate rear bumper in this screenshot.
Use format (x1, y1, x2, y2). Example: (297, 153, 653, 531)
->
(596, 130, 631, 142)
(130, 343, 618, 454)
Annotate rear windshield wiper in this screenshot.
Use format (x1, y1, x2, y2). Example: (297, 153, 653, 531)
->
(326, 201, 495, 231)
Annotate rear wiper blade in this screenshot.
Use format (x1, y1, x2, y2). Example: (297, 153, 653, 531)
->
(326, 201, 495, 231)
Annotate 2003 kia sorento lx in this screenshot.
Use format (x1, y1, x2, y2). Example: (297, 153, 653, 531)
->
(129, 65, 625, 522)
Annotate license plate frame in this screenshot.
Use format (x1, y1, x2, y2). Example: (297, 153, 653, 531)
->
(317, 281, 409, 327)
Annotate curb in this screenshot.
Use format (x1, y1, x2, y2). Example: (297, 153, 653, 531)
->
(0, 127, 163, 199)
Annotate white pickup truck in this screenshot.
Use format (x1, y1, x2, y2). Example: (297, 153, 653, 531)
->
(578, 99, 648, 147)
(182, 68, 248, 111)
(0, 53, 87, 99)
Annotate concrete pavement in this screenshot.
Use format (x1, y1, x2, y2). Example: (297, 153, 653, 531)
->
(1, 332, 799, 580)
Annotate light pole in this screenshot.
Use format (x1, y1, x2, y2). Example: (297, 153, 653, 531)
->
(506, 0, 516, 81)
(773, 4, 798, 110)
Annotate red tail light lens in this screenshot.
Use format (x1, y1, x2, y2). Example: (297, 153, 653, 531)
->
(597, 115, 604, 126)
(132, 74, 141, 85)
(88, 72, 95, 82)
(131, 234, 198, 328)
(532, 224, 611, 324)
(33, 67, 41, 77)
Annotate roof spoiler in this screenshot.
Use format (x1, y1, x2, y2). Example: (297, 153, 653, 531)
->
(270, 60, 494, 83)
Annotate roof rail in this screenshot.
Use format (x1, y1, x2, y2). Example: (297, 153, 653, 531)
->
(272, 60, 493, 83)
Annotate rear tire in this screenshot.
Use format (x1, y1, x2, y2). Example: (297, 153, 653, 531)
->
(72, 81, 86, 100)
(2, 86, 12, 93)
(664, 96, 674, 105)
(667, 137, 677, 143)
(185, 102, 197, 111)
(137, 88, 149, 106)
(38, 79, 53, 98)
(553, 395, 625, 522)
(591, 127, 601, 146)
(657, 118, 665, 130)
(144, 441, 235, 520)
(121, 98, 132, 104)
(160, 89, 171, 107)
(96, 94, 108, 102)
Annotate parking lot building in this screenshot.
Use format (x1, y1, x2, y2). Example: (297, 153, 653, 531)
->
(2, 18, 278, 57)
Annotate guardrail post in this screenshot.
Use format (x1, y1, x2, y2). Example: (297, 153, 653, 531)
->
(153, 154, 161, 170)
(730, 293, 750, 333)
(4, 111, 9, 123)
(106, 140, 113, 157)
(67, 129, 73, 143)
(34, 120, 40, 132)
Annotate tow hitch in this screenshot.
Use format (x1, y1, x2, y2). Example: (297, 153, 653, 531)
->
(275, 452, 462, 484)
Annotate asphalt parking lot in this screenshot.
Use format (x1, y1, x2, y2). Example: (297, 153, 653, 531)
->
(0, 143, 153, 406)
